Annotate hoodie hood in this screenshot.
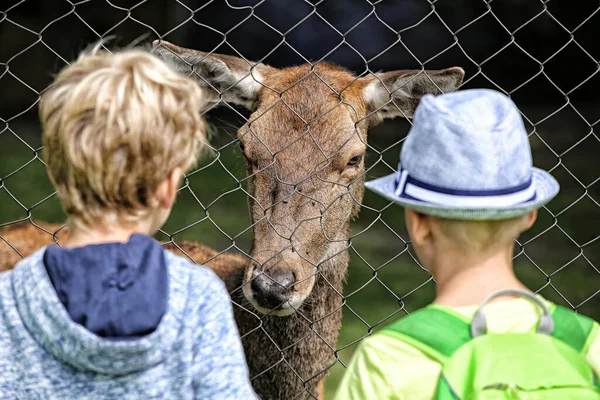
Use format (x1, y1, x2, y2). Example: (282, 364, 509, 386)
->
(12, 247, 180, 375)
(43, 234, 168, 338)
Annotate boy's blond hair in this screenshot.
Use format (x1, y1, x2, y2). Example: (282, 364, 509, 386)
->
(40, 47, 206, 229)
(434, 215, 528, 252)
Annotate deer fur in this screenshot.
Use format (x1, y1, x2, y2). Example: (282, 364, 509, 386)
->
(0, 41, 464, 399)
(0, 222, 244, 289)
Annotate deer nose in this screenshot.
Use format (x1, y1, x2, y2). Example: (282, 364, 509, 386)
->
(250, 269, 295, 310)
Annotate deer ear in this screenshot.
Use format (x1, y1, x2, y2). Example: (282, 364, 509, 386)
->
(362, 67, 465, 124)
(153, 40, 273, 111)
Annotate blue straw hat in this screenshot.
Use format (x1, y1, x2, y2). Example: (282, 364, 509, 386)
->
(365, 89, 560, 220)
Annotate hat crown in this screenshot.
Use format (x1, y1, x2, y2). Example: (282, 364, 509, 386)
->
(401, 89, 533, 191)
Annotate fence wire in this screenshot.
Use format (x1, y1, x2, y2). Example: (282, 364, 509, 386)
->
(1, 1, 600, 399)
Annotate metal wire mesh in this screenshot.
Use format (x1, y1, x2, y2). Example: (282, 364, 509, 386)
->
(1, 1, 599, 399)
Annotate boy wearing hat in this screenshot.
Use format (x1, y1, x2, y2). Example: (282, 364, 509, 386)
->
(334, 89, 600, 399)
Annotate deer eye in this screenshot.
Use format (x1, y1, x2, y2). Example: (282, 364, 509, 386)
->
(347, 154, 363, 167)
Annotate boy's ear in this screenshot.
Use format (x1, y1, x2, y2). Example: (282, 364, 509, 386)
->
(152, 40, 275, 112)
(156, 167, 183, 209)
(360, 67, 464, 124)
(405, 208, 433, 247)
(522, 210, 538, 232)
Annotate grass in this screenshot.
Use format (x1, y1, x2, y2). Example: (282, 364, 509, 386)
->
(1, 115, 599, 398)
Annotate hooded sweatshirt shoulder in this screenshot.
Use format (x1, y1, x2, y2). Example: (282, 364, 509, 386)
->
(0, 248, 257, 400)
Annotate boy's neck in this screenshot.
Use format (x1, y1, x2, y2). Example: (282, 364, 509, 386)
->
(431, 244, 529, 308)
(63, 222, 154, 249)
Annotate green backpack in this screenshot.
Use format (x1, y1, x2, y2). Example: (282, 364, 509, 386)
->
(384, 289, 600, 399)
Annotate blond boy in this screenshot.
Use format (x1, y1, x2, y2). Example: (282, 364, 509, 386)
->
(334, 89, 600, 399)
(0, 47, 257, 399)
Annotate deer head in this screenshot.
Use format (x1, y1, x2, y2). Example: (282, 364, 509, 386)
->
(154, 41, 464, 316)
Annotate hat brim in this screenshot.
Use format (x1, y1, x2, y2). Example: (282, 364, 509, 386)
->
(364, 167, 559, 220)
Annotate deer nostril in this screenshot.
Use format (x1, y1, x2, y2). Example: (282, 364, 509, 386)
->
(250, 270, 295, 310)
(250, 272, 265, 294)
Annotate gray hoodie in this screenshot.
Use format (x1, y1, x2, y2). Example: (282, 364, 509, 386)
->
(0, 247, 258, 399)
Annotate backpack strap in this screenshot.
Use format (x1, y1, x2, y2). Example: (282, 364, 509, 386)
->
(382, 307, 472, 363)
(382, 304, 597, 364)
(471, 289, 555, 337)
(551, 305, 596, 353)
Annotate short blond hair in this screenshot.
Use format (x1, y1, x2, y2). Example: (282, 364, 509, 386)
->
(40, 47, 206, 229)
(434, 215, 528, 252)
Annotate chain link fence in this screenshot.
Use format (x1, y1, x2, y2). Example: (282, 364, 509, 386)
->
(1, 1, 599, 399)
